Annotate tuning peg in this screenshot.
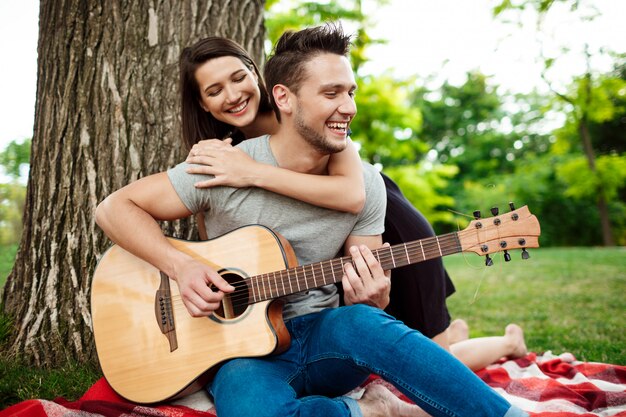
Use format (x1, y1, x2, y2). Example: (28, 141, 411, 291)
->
(521, 248, 530, 260)
(473, 210, 481, 219)
(509, 202, 516, 211)
(504, 250, 511, 262)
(485, 254, 494, 266)
(491, 207, 499, 216)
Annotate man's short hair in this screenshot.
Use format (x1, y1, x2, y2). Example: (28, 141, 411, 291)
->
(264, 23, 353, 121)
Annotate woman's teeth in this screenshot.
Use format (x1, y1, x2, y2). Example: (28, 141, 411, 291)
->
(228, 100, 248, 113)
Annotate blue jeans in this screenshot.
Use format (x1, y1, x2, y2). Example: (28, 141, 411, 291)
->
(208, 304, 527, 417)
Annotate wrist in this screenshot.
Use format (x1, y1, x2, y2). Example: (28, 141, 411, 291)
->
(249, 162, 271, 188)
(164, 247, 194, 280)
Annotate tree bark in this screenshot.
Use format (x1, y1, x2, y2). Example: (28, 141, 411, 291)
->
(2, 0, 266, 366)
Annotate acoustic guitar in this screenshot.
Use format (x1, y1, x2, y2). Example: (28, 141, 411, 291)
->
(91, 204, 540, 403)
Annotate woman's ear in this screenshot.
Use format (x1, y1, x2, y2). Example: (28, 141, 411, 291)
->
(251, 67, 259, 83)
(198, 99, 210, 113)
(272, 84, 292, 115)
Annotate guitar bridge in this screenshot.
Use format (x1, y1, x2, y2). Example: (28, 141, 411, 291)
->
(155, 272, 178, 352)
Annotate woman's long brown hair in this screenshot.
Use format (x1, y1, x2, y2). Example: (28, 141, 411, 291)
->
(179, 37, 272, 150)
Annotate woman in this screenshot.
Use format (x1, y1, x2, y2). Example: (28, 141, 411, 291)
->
(179, 36, 526, 371)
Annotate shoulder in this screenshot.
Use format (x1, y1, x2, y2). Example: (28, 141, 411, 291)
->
(361, 162, 385, 193)
(235, 134, 270, 154)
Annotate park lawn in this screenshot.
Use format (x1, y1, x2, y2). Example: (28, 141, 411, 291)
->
(0, 246, 624, 408)
(443, 246, 626, 365)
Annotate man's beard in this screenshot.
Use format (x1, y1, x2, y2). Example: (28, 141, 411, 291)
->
(294, 106, 347, 155)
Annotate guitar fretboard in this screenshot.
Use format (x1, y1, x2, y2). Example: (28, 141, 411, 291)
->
(247, 232, 462, 303)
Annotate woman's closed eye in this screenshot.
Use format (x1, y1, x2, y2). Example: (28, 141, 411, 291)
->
(207, 89, 222, 97)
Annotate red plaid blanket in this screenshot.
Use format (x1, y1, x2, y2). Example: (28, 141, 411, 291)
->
(2, 352, 625, 416)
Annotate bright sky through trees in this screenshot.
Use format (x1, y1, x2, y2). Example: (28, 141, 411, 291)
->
(0, 0, 624, 152)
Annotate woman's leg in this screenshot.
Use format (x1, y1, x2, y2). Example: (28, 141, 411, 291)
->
(449, 323, 528, 371)
(431, 319, 528, 371)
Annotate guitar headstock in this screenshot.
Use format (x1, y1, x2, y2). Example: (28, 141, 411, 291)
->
(459, 205, 541, 263)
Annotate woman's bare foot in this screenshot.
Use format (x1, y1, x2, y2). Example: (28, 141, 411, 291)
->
(448, 319, 469, 345)
(357, 384, 430, 417)
(504, 324, 527, 359)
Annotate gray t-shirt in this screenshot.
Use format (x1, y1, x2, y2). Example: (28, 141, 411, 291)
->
(167, 135, 386, 319)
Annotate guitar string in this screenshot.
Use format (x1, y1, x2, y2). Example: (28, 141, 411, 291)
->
(162, 215, 529, 317)
(170, 221, 517, 309)
(214, 234, 496, 307)
(232, 234, 460, 285)
(217, 240, 465, 307)
(224, 239, 458, 287)
(165, 240, 466, 311)
(208, 225, 506, 307)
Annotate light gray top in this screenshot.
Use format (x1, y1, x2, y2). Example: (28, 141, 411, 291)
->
(167, 135, 386, 319)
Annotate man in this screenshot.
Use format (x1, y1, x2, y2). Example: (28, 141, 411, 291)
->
(96, 23, 527, 417)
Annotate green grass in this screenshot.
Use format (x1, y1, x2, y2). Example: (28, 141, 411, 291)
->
(0, 244, 17, 289)
(0, 247, 624, 410)
(0, 360, 101, 409)
(444, 247, 626, 364)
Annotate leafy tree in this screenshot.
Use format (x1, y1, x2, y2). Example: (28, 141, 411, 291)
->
(408, 72, 556, 234)
(351, 74, 424, 166)
(412, 72, 553, 181)
(493, 0, 624, 245)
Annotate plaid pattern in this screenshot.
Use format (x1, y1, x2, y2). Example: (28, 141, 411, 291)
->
(2, 352, 625, 417)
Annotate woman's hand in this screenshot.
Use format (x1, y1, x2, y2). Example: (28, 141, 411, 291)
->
(185, 138, 260, 188)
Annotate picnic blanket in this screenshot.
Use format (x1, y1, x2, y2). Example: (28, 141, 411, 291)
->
(2, 351, 625, 417)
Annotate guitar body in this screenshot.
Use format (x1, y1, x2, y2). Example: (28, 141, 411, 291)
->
(91, 225, 296, 404)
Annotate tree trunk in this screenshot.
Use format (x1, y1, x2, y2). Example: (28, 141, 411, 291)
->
(2, 0, 266, 366)
(579, 119, 615, 246)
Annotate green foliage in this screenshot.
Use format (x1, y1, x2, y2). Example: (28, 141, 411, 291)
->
(383, 163, 457, 227)
(0, 184, 26, 246)
(556, 154, 626, 201)
(0, 139, 30, 246)
(352, 74, 424, 166)
(265, 0, 364, 43)
(0, 139, 31, 180)
(411, 73, 553, 182)
(493, 0, 584, 17)
(409, 55, 625, 245)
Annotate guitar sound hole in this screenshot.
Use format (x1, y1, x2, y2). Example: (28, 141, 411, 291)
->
(213, 272, 250, 320)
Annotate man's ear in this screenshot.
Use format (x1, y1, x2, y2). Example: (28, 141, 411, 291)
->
(272, 84, 293, 115)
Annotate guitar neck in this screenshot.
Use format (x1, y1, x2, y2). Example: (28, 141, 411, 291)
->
(248, 232, 461, 303)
